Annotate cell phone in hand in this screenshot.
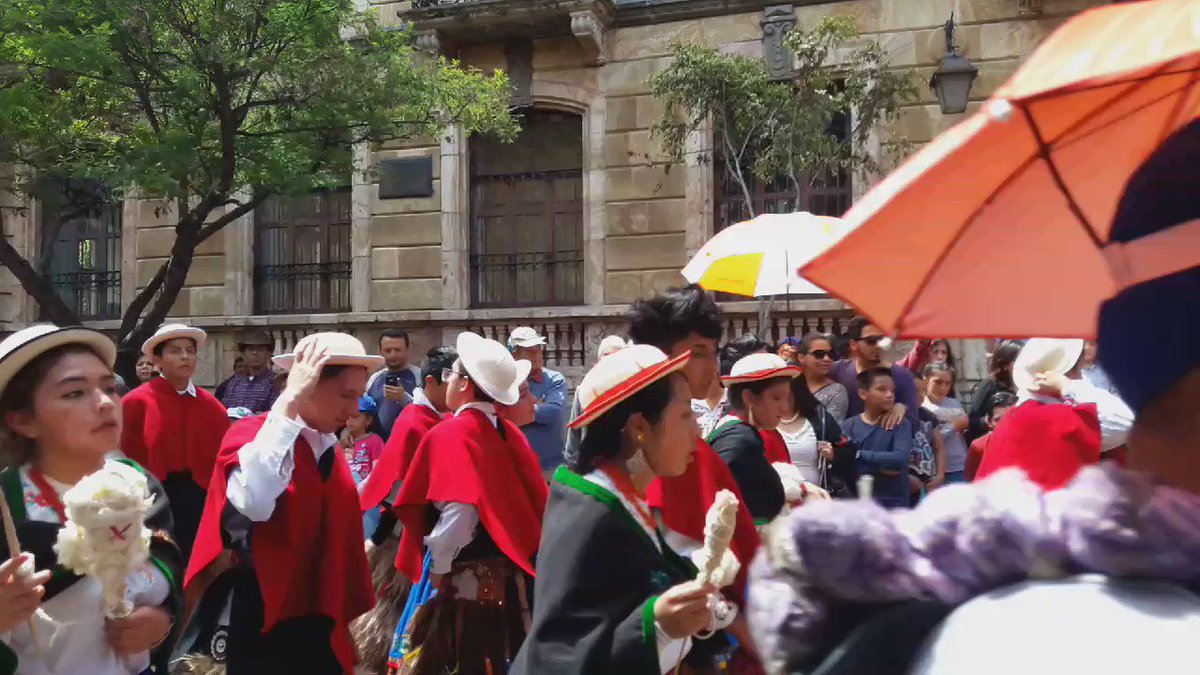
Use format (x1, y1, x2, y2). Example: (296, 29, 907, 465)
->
(384, 373, 402, 388)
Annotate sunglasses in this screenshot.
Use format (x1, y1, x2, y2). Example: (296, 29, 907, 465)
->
(857, 335, 885, 346)
(806, 349, 834, 360)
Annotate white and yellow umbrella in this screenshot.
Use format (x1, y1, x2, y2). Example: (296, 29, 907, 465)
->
(682, 212, 852, 297)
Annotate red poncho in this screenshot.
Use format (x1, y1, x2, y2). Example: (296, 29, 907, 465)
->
(759, 428, 791, 464)
(646, 438, 760, 601)
(120, 377, 230, 488)
(359, 403, 443, 511)
(393, 408, 548, 581)
(185, 415, 373, 673)
(975, 399, 1102, 491)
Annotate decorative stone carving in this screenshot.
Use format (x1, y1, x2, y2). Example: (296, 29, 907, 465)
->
(505, 40, 534, 108)
(761, 5, 796, 81)
(571, 9, 606, 65)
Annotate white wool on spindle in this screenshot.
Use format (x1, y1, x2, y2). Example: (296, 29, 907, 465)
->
(54, 462, 152, 618)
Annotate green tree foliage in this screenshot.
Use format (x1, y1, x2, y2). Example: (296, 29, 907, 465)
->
(0, 0, 515, 365)
(649, 16, 916, 220)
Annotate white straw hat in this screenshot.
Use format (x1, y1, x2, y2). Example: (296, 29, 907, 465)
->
(721, 352, 801, 385)
(457, 332, 531, 405)
(142, 323, 207, 358)
(597, 335, 629, 359)
(571, 345, 690, 428)
(1013, 338, 1085, 393)
(0, 325, 117, 401)
(272, 332, 384, 372)
(508, 326, 547, 349)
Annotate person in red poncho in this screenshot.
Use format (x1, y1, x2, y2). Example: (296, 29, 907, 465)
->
(360, 346, 458, 539)
(626, 284, 766, 674)
(976, 338, 1134, 491)
(180, 333, 381, 674)
(392, 331, 547, 675)
(121, 323, 230, 561)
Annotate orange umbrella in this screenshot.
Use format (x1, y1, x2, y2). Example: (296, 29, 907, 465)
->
(801, 0, 1200, 339)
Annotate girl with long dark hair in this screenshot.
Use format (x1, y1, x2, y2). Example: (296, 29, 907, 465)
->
(776, 376, 853, 495)
(797, 334, 850, 422)
(966, 340, 1022, 442)
(512, 345, 732, 675)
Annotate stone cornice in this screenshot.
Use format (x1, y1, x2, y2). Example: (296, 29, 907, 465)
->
(612, 0, 854, 27)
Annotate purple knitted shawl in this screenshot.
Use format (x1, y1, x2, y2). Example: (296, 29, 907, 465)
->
(747, 463, 1200, 670)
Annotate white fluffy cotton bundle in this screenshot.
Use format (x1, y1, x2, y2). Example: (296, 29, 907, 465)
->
(54, 462, 152, 618)
(691, 489, 741, 638)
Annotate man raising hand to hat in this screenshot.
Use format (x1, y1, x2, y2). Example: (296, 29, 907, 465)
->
(183, 333, 378, 674)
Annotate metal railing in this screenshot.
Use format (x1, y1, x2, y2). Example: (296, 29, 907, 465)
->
(253, 262, 352, 315)
(49, 271, 122, 321)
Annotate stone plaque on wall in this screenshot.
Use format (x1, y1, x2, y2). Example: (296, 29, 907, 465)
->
(378, 157, 434, 199)
(762, 5, 796, 81)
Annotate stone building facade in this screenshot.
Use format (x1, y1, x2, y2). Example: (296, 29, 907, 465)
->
(1, 0, 1107, 387)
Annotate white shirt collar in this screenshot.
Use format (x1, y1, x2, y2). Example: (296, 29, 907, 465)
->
(456, 401, 497, 426)
(177, 380, 197, 397)
(294, 416, 339, 460)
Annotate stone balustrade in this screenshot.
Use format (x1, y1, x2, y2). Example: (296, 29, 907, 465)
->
(78, 299, 854, 389)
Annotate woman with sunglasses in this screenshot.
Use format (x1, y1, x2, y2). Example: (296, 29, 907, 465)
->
(798, 333, 849, 422)
(0, 325, 183, 675)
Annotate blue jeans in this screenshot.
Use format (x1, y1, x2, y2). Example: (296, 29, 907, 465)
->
(943, 470, 966, 484)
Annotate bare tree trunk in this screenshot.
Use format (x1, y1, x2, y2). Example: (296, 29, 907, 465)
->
(0, 209, 78, 325)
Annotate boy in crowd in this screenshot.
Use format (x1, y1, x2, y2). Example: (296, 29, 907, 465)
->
(842, 368, 913, 508)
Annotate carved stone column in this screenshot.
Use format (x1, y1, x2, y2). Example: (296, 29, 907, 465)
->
(350, 142, 373, 313)
(223, 194, 254, 316)
(761, 5, 796, 81)
(440, 125, 470, 310)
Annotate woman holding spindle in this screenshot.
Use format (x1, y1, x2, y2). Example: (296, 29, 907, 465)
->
(0, 325, 183, 675)
(511, 345, 736, 675)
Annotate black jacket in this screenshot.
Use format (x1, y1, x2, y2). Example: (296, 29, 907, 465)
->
(708, 419, 786, 522)
(511, 471, 730, 675)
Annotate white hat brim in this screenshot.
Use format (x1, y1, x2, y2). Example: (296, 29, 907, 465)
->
(272, 353, 385, 373)
(142, 327, 207, 357)
(1013, 339, 1085, 392)
(0, 327, 117, 401)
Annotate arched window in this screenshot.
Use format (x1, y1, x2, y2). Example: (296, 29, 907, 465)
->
(470, 110, 584, 308)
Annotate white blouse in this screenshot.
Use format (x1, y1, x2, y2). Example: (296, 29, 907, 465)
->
(3, 461, 170, 675)
(779, 420, 820, 484)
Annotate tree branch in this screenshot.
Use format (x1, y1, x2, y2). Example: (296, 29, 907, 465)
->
(0, 211, 78, 325)
(195, 193, 269, 243)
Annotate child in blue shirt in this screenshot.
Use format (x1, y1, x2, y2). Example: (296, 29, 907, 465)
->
(842, 367, 913, 508)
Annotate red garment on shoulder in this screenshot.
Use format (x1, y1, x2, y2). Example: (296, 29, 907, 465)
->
(121, 377, 230, 488)
(359, 403, 442, 510)
(393, 408, 548, 581)
(975, 399, 1102, 491)
(759, 428, 790, 464)
(185, 415, 373, 674)
(646, 438, 760, 602)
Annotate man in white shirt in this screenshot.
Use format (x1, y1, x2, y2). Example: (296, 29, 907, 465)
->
(182, 333, 383, 675)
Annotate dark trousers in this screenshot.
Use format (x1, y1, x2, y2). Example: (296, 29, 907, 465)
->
(163, 472, 206, 563)
(226, 569, 343, 674)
